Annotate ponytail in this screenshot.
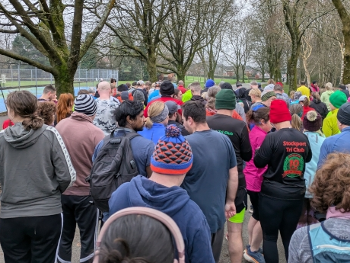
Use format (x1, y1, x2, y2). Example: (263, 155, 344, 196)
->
(291, 113, 302, 131)
(145, 117, 153, 129)
(22, 113, 44, 131)
(99, 239, 148, 263)
(246, 107, 270, 125)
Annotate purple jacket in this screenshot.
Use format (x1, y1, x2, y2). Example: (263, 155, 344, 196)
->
(243, 126, 268, 192)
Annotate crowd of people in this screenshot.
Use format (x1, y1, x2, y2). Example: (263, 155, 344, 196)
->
(0, 76, 350, 263)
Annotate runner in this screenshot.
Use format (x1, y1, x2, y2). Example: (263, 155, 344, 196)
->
(0, 90, 75, 263)
(93, 81, 120, 135)
(206, 89, 252, 263)
(243, 106, 272, 263)
(138, 101, 169, 144)
(289, 153, 350, 263)
(56, 94, 105, 263)
(318, 103, 350, 168)
(254, 99, 312, 263)
(181, 100, 238, 263)
(109, 125, 214, 263)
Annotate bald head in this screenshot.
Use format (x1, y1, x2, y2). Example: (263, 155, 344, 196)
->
(98, 81, 112, 91)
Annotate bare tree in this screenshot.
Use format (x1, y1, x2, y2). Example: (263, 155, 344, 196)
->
(0, 0, 115, 93)
(331, 0, 350, 84)
(101, 0, 175, 82)
(157, 0, 234, 82)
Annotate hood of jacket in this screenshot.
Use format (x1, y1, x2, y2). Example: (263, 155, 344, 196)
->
(127, 175, 190, 217)
(70, 111, 94, 123)
(2, 122, 47, 149)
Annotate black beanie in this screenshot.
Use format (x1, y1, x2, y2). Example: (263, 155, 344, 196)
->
(160, 81, 175, 96)
(221, 82, 233, 90)
(117, 84, 128, 92)
(337, 103, 350, 126)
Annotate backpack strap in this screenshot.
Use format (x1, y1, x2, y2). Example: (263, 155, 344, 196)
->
(308, 223, 321, 263)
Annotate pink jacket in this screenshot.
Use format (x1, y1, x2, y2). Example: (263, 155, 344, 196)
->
(243, 126, 268, 192)
(55, 112, 105, 196)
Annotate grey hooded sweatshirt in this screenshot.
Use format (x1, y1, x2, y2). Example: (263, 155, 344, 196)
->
(0, 123, 76, 218)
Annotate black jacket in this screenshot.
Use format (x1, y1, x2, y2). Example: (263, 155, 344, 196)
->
(310, 100, 329, 119)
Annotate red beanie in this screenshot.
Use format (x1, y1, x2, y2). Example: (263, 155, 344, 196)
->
(270, 100, 291, 123)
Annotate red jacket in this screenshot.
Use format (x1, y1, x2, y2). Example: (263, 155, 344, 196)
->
(144, 97, 183, 117)
(177, 85, 187, 94)
(2, 119, 14, 129)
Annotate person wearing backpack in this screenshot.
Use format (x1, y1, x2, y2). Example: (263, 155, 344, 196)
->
(55, 94, 105, 263)
(289, 152, 350, 263)
(91, 100, 155, 216)
(108, 125, 215, 263)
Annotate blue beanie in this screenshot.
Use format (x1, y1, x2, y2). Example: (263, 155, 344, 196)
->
(151, 125, 193, 175)
(205, 79, 215, 88)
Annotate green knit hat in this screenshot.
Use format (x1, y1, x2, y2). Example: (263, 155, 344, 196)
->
(182, 90, 192, 103)
(329, 90, 347, 109)
(261, 91, 276, 102)
(215, 89, 236, 110)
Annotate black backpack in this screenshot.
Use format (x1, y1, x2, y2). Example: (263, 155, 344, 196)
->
(87, 130, 140, 212)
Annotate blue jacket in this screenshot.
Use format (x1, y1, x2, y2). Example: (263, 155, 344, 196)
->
(304, 132, 326, 198)
(148, 90, 160, 103)
(109, 175, 214, 263)
(138, 123, 166, 144)
(318, 126, 350, 169)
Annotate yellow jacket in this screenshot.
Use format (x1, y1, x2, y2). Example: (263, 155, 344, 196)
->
(322, 109, 340, 137)
(297, 85, 311, 97)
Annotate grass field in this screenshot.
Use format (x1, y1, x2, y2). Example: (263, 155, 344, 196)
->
(1, 76, 254, 89)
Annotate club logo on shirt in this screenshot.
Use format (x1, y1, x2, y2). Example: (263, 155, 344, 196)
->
(282, 153, 304, 178)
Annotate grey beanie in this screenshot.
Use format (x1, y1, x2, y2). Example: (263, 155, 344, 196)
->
(337, 103, 350, 126)
(74, 94, 97, 116)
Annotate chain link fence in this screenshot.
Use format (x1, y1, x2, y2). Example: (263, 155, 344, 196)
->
(0, 66, 118, 113)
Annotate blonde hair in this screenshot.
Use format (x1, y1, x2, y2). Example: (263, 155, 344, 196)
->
(290, 91, 295, 99)
(267, 79, 275, 85)
(249, 88, 261, 98)
(325, 82, 333, 91)
(145, 101, 166, 129)
(290, 104, 303, 131)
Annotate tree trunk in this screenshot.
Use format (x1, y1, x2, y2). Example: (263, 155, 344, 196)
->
(235, 66, 240, 82)
(261, 65, 265, 82)
(331, 0, 350, 84)
(343, 31, 350, 84)
(177, 66, 187, 84)
(287, 41, 301, 92)
(147, 53, 157, 82)
(302, 57, 311, 87)
(53, 64, 75, 94)
(242, 65, 246, 82)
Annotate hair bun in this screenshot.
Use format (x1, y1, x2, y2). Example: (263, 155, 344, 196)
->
(306, 110, 317, 122)
(165, 125, 181, 137)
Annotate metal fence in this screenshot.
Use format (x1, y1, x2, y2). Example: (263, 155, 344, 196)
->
(0, 66, 118, 113)
(0, 67, 118, 88)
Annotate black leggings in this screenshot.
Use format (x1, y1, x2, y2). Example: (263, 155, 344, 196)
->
(259, 193, 303, 263)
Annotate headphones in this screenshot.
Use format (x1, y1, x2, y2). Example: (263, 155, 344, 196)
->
(93, 207, 185, 263)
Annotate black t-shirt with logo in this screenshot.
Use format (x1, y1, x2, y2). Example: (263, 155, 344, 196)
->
(207, 114, 252, 178)
(254, 128, 312, 198)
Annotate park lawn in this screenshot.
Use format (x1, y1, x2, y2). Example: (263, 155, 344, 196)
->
(184, 76, 252, 87)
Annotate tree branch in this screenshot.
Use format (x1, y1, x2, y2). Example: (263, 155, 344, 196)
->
(0, 48, 54, 73)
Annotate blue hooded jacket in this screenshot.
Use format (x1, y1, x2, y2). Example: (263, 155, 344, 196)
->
(109, 175, 214, 263)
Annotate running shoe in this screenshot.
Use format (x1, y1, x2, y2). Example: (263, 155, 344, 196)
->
(243, 245, 266, 263)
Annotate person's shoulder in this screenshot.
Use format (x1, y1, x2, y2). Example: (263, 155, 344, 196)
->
(132, 134, 155, 147)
